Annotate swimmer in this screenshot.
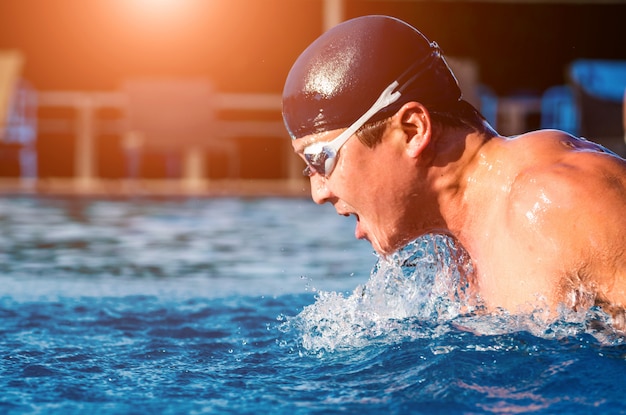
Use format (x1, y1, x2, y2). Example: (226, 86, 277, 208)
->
(282, 15, 626, 326)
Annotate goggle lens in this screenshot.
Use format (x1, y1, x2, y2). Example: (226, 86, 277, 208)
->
(303, 144, 334, 176)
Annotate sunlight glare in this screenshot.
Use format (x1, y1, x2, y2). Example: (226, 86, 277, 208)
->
(123, 0, 198, 22)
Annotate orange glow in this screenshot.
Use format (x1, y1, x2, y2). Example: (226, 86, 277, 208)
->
(113, 0, 204, 26)
(0, 0, 320, 92)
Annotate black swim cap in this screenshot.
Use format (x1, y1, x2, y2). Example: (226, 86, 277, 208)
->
(282, 15, 462, 139)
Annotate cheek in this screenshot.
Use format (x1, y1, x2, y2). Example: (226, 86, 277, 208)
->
(354, 166, 401, 218)
(361, 153, 403, 194)
(336, 142, 405, 206)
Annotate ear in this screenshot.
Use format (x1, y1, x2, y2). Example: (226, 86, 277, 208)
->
(397, 102, 432, 158)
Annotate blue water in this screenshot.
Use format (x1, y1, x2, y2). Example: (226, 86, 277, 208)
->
(1, 196, 625, 414)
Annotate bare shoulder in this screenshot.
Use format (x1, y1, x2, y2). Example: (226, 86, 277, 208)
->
(504, 130, 626, 288)
(507, 129, 624, 161)
(505, 130, 626, 217)
(466, 131, 626, 312)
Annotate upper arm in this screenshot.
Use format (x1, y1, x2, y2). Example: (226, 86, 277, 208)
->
(509, 155, 626, 250)
(507, 156, 626, 303)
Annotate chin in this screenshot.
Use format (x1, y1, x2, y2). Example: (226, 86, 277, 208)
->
(365, 226, 410, 255)
(369, 239, 394, 257)
(373, 235, 414, 257)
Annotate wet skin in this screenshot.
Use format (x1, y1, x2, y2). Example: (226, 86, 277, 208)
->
(293, 102, 626, 321)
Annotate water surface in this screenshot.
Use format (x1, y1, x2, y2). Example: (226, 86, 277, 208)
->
(1, 196, 625, 414)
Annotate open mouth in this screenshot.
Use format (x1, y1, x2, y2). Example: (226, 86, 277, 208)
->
(335, 206, 365, 240)
(338, 211, 358, 221)
(341, 212, 364, 240)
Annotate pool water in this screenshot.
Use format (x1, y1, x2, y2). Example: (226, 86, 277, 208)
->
(1, 196, 625, 414)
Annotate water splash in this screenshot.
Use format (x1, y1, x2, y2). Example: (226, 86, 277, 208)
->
(285, 234, 626, 354)
(284, 234, 479, 353)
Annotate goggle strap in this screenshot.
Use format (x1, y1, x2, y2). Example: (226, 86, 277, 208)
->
(395, 42, 442, 95)
(325, 80, 402, 152)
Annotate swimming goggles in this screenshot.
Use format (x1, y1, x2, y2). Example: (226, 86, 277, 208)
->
(302, 80, 402, 177)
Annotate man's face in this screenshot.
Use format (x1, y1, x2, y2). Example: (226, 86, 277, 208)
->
(292, 125, 419, 255)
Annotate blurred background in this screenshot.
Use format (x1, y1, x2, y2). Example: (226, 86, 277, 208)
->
(1, 0, 625, 195)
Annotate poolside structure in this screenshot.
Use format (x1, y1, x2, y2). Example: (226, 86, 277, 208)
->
(569, 59, 626, 156)
(0, 50, 38, 181)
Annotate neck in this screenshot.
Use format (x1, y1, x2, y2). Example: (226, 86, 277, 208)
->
(420, 125, 498, 238)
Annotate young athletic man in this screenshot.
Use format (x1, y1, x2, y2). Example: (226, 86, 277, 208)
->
(281, 15, 626, 323)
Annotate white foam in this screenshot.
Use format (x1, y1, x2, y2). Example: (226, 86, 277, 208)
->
(286, 234, 626, 353)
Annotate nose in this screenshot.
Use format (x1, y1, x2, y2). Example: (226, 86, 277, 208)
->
(309, 174, 332, 205)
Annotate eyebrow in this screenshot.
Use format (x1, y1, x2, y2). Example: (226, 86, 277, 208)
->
(293, 140, 307, 154)
(293, 133, 332, 154)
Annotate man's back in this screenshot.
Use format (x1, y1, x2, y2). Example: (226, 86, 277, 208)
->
(461, 130, 626, 317)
